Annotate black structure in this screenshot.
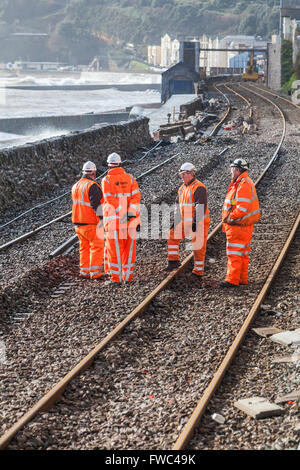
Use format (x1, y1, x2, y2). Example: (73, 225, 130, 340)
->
(179, 41, 200, 72)
(161, 62, 200, 103)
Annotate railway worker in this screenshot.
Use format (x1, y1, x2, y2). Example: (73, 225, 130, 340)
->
(71, 161, 105, 280)
(101, 152, 141, 285)
(167, 162, 210, 278)
(221, 158, 261, 287)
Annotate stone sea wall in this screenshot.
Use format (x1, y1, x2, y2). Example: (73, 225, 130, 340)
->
(0, 117, 153, 211)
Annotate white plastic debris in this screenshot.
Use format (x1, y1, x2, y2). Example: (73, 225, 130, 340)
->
(211, 413, 225, 424)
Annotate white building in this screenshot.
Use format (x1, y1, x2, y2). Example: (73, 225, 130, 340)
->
(159, 34, 181, 67)
(161, 34, 172, 67)
(147, 45, 161, 67)
(150, 34, 268, 73)
(171, 39, 180, 65)
(199, 34, 209, 69)
(281, 8, 300, 63)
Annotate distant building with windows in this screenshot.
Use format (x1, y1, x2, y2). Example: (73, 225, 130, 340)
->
(148, 34, 268, 73)
(147, 45, 161, 67)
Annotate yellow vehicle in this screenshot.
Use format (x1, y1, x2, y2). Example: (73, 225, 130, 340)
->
(242, 51, 259, 82)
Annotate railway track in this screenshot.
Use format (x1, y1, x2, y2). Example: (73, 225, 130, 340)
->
(0, 93, 231, 258)
(188, 221, 300, 450)
(0, 82, 299, 450)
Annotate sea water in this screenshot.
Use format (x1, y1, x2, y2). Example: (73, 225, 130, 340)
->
(0, 72, 194, 148)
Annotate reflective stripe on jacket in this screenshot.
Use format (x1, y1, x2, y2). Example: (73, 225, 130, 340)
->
(222, 171, 261, 226)
(72, 177, 102, 225)
(176, 178, 209, 224)
(101, 167, 141, 232)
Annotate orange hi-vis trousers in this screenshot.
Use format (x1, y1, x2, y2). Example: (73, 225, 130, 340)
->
(168, 219, 210, 276)
(105, 229, 137, 282)
(224, 224, 253, 285)
(75, 225, 104, 279)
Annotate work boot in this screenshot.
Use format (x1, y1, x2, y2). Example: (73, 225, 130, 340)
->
(165, 260, 180, 271)
(105, 279, 122, 287)
(191, 272, 204, 282)
(219, 281, 238, 288)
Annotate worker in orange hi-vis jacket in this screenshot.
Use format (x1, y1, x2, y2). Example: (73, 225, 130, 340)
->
(72, 161, 105, 280)
(101, 153, 141, 286)
(221, 158, 261, 288)
(167, 162, 210, 278)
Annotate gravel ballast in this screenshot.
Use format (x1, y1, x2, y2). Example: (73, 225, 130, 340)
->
(0, 83, 299, 450)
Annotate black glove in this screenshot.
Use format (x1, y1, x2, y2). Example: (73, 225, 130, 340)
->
(121, 213, 134, 224)
(136, 224, 141, 232)
(192, 221, 197, 232)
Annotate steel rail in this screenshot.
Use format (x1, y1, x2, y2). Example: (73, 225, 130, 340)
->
(0, 212, 71, 253)
(173, 209, 300, 450)
(0, 84, 288, 451)
(0, 214, 224, 450)
(48, 81, 235, 260)
(249, 83, 300, 112)
(238, 83, 286, 180)
(210, 83, 231, 135)
(194, 83, 231, 145)
(172, 82, 288, 450)
(0, 85, 230, 253)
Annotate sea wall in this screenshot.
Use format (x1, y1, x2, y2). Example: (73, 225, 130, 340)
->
(0, 111, 130, 135)
(0, 117, 153, 211)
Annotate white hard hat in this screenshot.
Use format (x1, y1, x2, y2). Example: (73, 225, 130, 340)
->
(82, 161, 96, 172)
(107, 152, 122, 166)
(230, 158, 249, 171)
(179, 162, 196, 173)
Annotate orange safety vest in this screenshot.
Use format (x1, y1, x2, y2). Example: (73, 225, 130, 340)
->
(222, 171, 261, 226)
(177, 178, 210, 224)
(101, 167, 141, 232)
(72, 178, 102, 225)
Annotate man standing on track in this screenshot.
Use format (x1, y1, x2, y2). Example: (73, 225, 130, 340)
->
(221, 158, 261, 287)
(71, 161, 105, 280)
(101, 153, 141, 286)
(167, 162, 210, 279)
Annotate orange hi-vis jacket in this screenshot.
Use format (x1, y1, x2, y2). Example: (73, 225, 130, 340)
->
(222, 171, 260, 227)
(176, 178, 210, 225)
(101, 167, 141, 232)
(72, 177, 102, 225)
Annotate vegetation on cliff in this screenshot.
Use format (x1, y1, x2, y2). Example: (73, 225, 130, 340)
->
(0, 0, 281, 65)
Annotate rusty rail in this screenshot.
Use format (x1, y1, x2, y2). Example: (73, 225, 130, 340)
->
(172, 81, 289, 450)
(173, 209, 300, 450)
